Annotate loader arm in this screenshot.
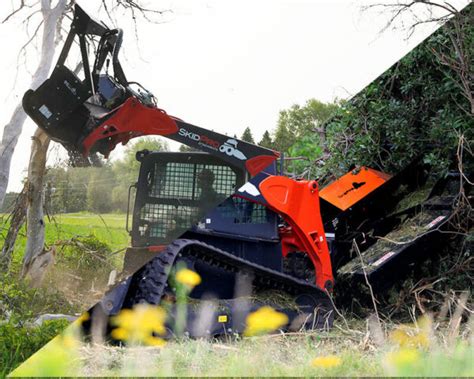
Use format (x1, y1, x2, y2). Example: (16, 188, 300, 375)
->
(22, 4, 279, 177)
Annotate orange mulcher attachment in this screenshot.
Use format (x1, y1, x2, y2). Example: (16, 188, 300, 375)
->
(318, 158, 430, 276)
(320, 167, 392, 211)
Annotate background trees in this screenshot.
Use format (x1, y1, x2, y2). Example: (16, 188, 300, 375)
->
(258, 131, 273, 148)
(41, 137, 169, 214)
(267, 99, 339, 177)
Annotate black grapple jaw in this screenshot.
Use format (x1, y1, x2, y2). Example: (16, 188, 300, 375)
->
(22, 4, 125, 166)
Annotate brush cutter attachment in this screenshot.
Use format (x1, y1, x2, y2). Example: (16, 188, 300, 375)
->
(336, 169, 472, 292)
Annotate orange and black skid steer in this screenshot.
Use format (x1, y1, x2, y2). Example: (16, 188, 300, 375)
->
(22, 4, 470, 337)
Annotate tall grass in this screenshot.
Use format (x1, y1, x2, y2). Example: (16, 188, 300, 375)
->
(0, 213, 130, 377)
(9, 318, 473, 377)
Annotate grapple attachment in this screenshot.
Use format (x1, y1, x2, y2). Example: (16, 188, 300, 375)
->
(22, 4, 133, 165)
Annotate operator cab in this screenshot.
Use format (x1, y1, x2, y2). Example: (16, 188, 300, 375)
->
(131, 150, 281, 269)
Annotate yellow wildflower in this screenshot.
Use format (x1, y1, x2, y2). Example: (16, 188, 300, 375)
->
(111, 327, 130, 340)
(244, 306, 289, 336)
(385, 348, 420, 366)
(111, 304, 167, 345)
(311, 355, 342, 369)
(176, 268, 202, 288)
(144, 335, 167, 347)
(389, 315, 432, 349)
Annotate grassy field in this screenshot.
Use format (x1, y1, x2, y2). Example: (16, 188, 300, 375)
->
(10, 317, 474, 377)
(1, 212, 129, 270)
(1, 212, 130, 377)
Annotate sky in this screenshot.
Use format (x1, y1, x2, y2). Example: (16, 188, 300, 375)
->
(0, 0, 469, 192)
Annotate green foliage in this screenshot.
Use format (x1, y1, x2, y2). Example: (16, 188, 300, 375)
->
(0, 274, 76, 321)
(0, 274, 74, 377)
(273, 99, 339, 174)
(241, 127, 255, 144)
(0, 319, 69, 377)
(258, 130, 273, 148)
(279, 99, 339, 138)
(287, 133, 323, 177)
(56, 234, 113, 273)
(267, 6, 473, 179)
(323, 11, 474, 177)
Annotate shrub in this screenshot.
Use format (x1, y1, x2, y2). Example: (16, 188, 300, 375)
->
(0, 319, 69, 377)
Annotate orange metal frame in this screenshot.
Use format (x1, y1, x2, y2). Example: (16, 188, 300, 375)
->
(259, 176, 334, 291)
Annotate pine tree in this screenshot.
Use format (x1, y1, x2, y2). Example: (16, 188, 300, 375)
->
(240, 127, 255, 144)
(258, 130, 273, 148)
(273, 121, 296, 153)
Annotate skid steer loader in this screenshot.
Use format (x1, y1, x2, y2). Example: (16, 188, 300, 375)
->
(22, 4, 469, 337)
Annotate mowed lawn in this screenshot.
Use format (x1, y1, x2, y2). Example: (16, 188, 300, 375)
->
(0, 212, 130, 268)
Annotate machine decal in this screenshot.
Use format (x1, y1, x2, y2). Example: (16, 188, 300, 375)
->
(219, 138, 247, 160)
(371, 251, 396, 267)
(425, 215, 446, 229)
(39, 105, 52, 119)
(238, 182, 260, 196)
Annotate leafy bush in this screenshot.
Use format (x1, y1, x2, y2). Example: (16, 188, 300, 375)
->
(57, 234, 113, 273)
(323, 14, 474, 178)
(0, 274, 75, 322)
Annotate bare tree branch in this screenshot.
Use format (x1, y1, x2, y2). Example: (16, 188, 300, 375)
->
(364, 1, 473, 114)
(2, 0, 40, 23)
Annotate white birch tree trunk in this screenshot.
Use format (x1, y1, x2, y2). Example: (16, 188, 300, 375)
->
(21, 129, 51, 278)
(0, 0, 67, 207)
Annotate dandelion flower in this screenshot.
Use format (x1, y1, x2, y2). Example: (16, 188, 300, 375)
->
(144, 335, 167, 347)
(389, 315, 432, 349)
(385, 348, 420, 366)
(111, 327, 130, 340)
(111, 304, 167, 345)
(311, 355, 342, 369)
(176, 268, 202, 288)
(244, 306, 288, 336)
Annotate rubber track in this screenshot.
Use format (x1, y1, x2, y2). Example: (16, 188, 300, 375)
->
(128, 238, 329, 307)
